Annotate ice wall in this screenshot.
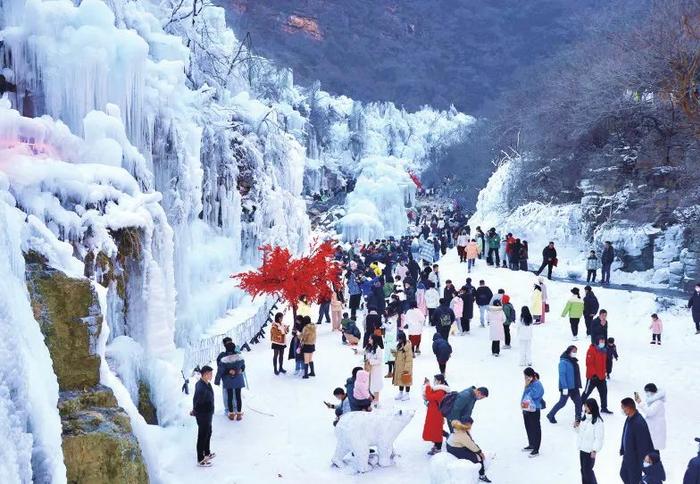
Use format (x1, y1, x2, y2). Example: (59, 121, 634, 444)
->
(0, 194, 66, 484)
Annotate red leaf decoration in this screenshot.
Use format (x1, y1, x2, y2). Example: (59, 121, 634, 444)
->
(232, 240, 342, 311)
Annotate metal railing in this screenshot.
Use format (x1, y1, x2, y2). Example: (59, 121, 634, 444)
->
(182, 297, 278, 372)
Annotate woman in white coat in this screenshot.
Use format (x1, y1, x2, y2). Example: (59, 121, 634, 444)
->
(575, 398, 605, 484)
(487, 300, 506, 356)
(635, 383, 666, 452)
(518, 306, 534, 366)
(365, 333, 385, 407)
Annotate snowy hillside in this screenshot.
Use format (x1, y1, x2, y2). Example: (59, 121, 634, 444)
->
(0, 0, 470, 481)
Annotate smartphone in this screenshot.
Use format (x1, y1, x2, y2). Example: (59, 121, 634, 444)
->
(634, 391, 639, 399)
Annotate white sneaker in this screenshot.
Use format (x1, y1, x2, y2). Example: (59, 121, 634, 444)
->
(395, 392, 403, 400)
(573, 336, 579, 341)
(503, 345, 511, 349)
(401, 392, 410, 401)
(198, 460, 213, 467)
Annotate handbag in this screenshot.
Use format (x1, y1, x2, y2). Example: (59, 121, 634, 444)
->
(545, 303, 550, 313)
(552, 257, 558, 267)
(401, 371, 411, 384)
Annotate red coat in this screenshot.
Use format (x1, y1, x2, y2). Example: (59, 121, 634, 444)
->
(585, 345, 607, 380)
(422, 384, 450, 443)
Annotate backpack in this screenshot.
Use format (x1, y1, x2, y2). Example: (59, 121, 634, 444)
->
(438, 391, 459, 418)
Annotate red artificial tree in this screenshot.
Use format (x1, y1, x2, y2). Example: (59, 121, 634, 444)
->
(232, 239, 342, 317)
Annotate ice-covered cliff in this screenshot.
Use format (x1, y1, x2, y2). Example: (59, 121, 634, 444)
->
(0, 0, 470, 480)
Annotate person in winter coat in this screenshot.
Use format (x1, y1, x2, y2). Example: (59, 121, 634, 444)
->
(384, 314, 398, 378)
(590, 310, 609, 345)
(688, 282, 700, 334)
(215, 341, 246, 420)
(536, 241, 557, 280)
(502, 295, 515, 348)
(620, 397, 655, 484)
(353, 369, 373, 411)
(192, 365, 215, 466)
(519, 306, 534, 366)
(404, 301, 425, 354)
(270, 312, 288, 375)
(521, 367, 545, 457)
(300, 316, 317, 379)
(423, 375, 451, 454)
(601, 241, 614, 284)
(539, 277, 549, 324)
(475, 280, 494, 328)
(432, 332, 453, 374)
(510, 238, 522, 270)
(447, 386, 489, 427)
(683, 437, 700, 484)
(583, 286, 600, 336)
(531, 284, 543, 323)
(447, 418, 492, 482)
(606, 337, 619, 378)
(347, 271, 362, 320)
(487, 300, 506, 356)
(392, 332, 414, 400)
(546, 345, 583, 424)
(326, 387, 352, 426)
(582, 338, 611, 413)
(475, 227, 486, 258)
(635, 383, 666, 452)
(297, 295, 312, 318)
(364, 334, 384, 407)
(443, 280, 457, 301)
(460, 280, 476, 334)
(457, 231, 469, 263)
(367, 280, 387, 314)
(649, 313, 663, 345)
(330, 290, 343, 331)
(289, 327, 304, 375)
(341, 317, 362, 346)
(466, 239, 480, 272)
(425, 282, 440, 325)
(642, 451, 666, 484)
(561, 287, 585, 340)
(317, 291, 332, 325)
(575, 398, 605, 484)
(433, 298, 456, 341)
(486, 229, 501, 266)
(519, 240, 529, 271)
(586, 251, 601, 283)
(450, 293, 464, 335)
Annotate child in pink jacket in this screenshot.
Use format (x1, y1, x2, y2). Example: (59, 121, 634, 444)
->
(450, 294, 464, 334)
(353, 369, 373, 410)
(649, 313, 663, 345)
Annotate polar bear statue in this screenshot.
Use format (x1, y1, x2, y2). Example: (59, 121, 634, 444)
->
(332, 408, 415, 473)
(429, 451, 492, 484)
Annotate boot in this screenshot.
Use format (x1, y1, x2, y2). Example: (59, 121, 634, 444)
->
(235, 412, 243, 421)
(273, 360, 279, 375)
(302, 363, 309, 379)
(309, 362, 316, 377)
(227, 412, 236, 421)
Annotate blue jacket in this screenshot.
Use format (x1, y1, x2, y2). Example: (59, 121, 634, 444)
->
(558, 353, 582, 390)
(432, 333, 452, 362)
(683, 454, 700, 484)
(347, 272, 361, 296)
(215, 350, 246, 389)
(521, 380, 545, 411)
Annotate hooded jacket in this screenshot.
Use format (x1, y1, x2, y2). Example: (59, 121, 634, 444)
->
(561, 296, 584, 319)
(353, 370, 371, 400)
(576, 415, 605, 453)
(585, 344, 607, 381)
(638, 390, 667, 450)
(432, 333, 452, 362)
(487, 305, 505, 341)
(558, 351, 582, 390)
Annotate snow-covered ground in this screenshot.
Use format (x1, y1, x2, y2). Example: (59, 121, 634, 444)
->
(147, 248, 699, 483)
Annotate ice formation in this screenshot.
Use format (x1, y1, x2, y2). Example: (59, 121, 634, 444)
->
(0, 0, 471, 479)
(332, 408, 415, 473)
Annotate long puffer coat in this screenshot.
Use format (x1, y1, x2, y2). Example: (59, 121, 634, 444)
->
(392, 343, 414, 387)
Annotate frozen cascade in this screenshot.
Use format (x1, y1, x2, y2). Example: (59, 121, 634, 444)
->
(0, 196, 67, 484)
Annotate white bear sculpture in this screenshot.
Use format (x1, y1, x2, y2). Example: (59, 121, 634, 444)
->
(332, 408, 415, 473)
(429, 451, 492, 484)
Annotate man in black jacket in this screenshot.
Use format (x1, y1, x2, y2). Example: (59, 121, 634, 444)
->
(192, 365, 215, 466)
(583, 286, 600, 336)
(432, 298, 456, 340)
(688, 283, 700, 334)
(620, 398, 654, 484)
(460, 279, 476, 334)
(535, 241, 557, 280)
(601, 241, 614, 284)
(475, 280, 493, 328)
(590, 309, 609, 345)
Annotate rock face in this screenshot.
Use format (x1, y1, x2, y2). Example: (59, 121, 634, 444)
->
(25, 253, 149, 484)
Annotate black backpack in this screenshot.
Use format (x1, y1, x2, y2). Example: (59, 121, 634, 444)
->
(439, 391, 459, 417)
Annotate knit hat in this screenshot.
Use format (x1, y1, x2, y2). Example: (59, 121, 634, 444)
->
(501, 295, 510, 304)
